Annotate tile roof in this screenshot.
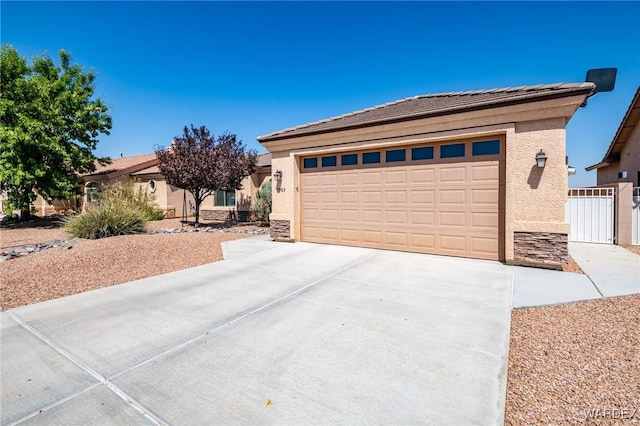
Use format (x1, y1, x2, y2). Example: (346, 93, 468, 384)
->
(83, 153, 158, 177)
(258, 82, 595, 142)
(586, 85, 640, 171)
(130, 165, 161, 176)
(256, 152, 272, 167)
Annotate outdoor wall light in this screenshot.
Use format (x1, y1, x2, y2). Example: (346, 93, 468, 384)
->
(273, 170, 282, 182)
(536, 149, 548, 168)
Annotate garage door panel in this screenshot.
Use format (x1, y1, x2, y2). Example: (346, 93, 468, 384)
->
(385, 231, 408, 247)
(440, 211, 466, 227)
(439, 234, 467, 253)
(471, 164, 499, 182)
(410, 169, 435, 184)
(471, 211, 498, 228)
(439, 189, 466, 205)
(362, 172, 382, 185)
(411, 233, 436, 250)
(340, 228, 360, 243)
(471, 188, 499, 205)
(385, 190, 407, 204)
(320, 227, 339, 241)
(362, 230, 382, 244)
(340, 209, 359, 222)
(341, 191, 359, 203)
(411, 190, 435, 205)
(439, 167, 467, 183)
(362, 191, 382, 204)
(301, 154, 500, 260)
(385, 170, 407, 184)
(385, 210, 407, 225)
(411, 211, 436, 225)
(340, 173, 359, 186)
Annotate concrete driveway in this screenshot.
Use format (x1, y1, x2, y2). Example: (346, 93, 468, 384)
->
(1, 238, 513, 425)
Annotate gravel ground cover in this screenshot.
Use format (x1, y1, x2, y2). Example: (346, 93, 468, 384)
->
(624, 245, 640, 256)
(0, 218, 257, 310)
(506, 295, 640, 424)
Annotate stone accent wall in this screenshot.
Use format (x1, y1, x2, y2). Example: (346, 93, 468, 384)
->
(513, 232, 568, 268)
(200, 209, 253, 222)
(201, 209, 235, 222)
(270, 220, 291, 240)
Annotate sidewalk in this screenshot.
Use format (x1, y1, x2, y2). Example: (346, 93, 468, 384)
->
(512, 243, 639, 308)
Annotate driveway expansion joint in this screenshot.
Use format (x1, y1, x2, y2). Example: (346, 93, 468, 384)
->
(6, 311, 166, 426)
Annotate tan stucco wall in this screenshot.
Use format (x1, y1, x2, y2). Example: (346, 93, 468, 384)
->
(263, 95, 586, 262)
(596, 123, 640, 186)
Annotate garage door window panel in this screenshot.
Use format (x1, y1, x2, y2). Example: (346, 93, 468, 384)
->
(322, 156, 337, 167)
(341, 154, 358, 166)
(303, 158, 318, 169)
(411, 146, 434, 161)
(440, 143, 466, 159)
(472, 140, 500, 156)
(385, 149, 406, 163)
(363, 152, 381, 164)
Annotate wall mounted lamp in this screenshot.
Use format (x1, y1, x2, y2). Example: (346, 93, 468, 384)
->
(273, 170, 282, 182)
(535, 149, 548, 168)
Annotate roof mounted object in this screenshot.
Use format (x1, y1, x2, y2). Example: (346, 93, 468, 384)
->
(581, 68, 617, 107)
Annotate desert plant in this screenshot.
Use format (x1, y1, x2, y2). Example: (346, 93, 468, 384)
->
(97, 180, 164, 221)
(64, 180, 163, 239)
(64, 201, 147, 239)
(252, 180, 272, 225)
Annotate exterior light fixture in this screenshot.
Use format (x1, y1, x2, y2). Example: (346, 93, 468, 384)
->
(273, 170, 282, 181)
(536, 149, 547, 168)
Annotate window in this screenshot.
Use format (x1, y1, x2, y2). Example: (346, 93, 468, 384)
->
(341, 153, 358, 166)
(411, 146, 434, 160)
(362, 152, 381, 164)
(472, 140, 500, 156)
(322, 156, 337, 167)
(303, 158, 318, 169)
(214, 190, 236, 207)
(386, 149, 406, 162)
(148, 180, 157, 193)
(85, 182, 101, 203)
(441, 143, 465, 158)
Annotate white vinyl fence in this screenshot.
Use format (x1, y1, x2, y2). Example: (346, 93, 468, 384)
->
(565, 187, 615, 244)
(633, 187, 640, 245)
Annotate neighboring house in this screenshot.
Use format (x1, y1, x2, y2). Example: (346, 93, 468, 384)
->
(586, 86, 640, 186)
(585, 86, 640, 246)
(34, 152, 272, 221)
(258, 83, 594, 268)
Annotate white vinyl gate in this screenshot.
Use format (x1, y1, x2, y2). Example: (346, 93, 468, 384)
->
(565, 187, 615, 244)
(633, 187, 640, 245)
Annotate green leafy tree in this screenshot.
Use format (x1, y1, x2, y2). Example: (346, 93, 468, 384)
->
(0, 45, 112, 218)
(155, 125, 257, 225)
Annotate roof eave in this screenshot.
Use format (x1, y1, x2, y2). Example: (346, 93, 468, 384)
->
(258, 87, 593, 143)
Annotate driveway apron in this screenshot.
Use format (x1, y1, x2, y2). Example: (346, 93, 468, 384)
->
(1, 239, 513, 425)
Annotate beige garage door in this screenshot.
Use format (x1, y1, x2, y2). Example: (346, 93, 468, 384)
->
(300, 140, 503, 260)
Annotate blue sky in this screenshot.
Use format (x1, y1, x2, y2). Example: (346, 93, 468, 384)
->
(2, 1, 639, 187)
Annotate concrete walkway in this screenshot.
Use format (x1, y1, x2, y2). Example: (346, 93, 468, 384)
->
(512, 242, 639, 308)
(1, 238, 513, 425)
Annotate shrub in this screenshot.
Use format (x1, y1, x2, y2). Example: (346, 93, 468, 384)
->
(64, 180, 163, 239)
(64, 201, 147, 239)
(252, 180, 272, 225)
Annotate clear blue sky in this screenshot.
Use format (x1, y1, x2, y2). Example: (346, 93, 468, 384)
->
(2, 1, 639, 187)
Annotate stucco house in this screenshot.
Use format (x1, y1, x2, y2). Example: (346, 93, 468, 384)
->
(258, 82, 595, 268)
(586, 86, 640, 187)
(34, 152, 272, 221)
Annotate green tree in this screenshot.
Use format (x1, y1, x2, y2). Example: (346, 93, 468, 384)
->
(0, 45, 112, 218)
(252, 179, 272, 225)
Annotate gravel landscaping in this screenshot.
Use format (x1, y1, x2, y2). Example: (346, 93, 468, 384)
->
(1, 216, 637, 424)
(507, 295, 640, 424)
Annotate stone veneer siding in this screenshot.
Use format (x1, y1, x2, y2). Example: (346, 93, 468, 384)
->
(513, 231, 568, 268)
(200, 209, 252, 222)
(270, 220, 291, 240)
